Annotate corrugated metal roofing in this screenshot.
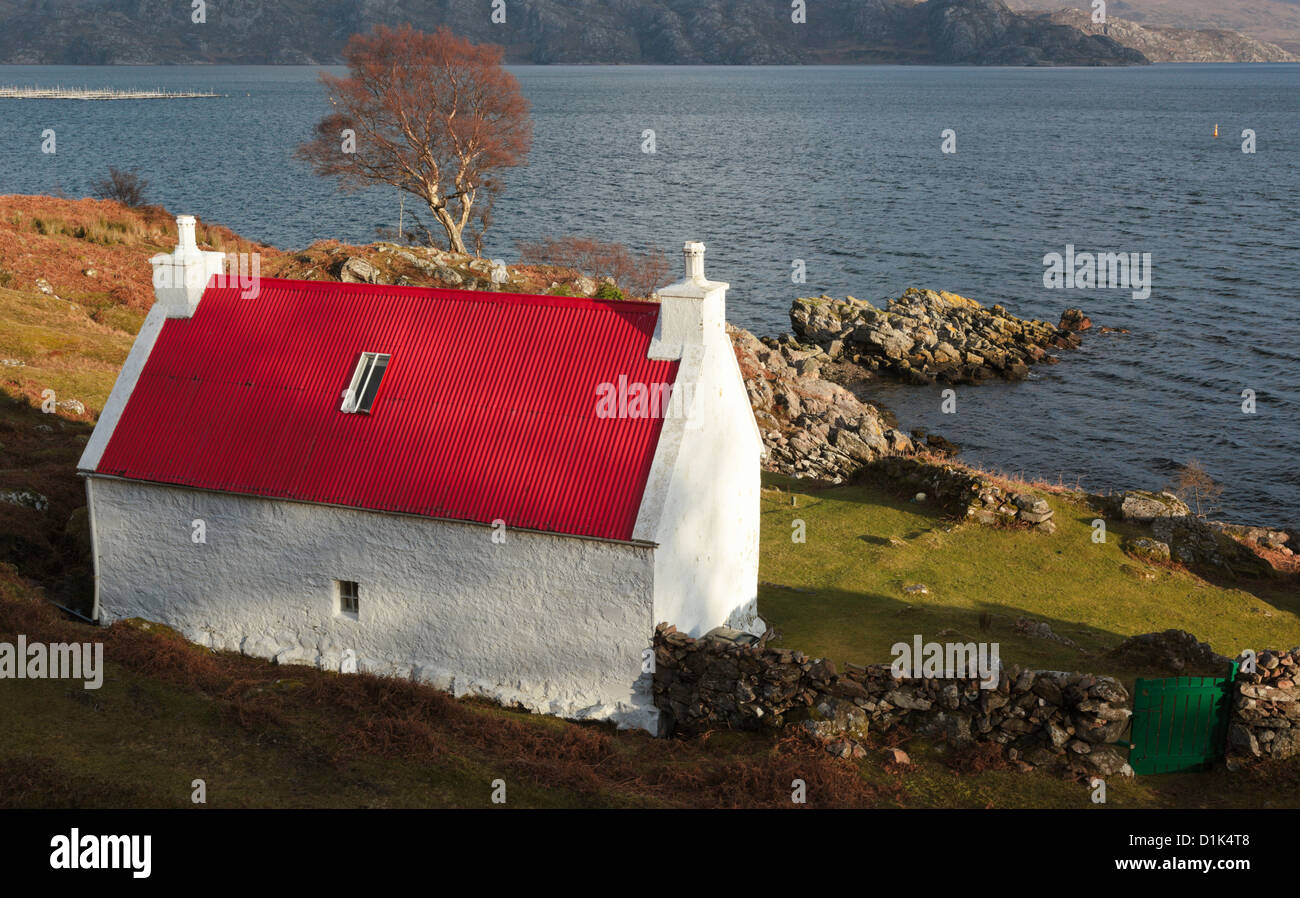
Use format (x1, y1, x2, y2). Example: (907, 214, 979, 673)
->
(94, 277, 678, 542)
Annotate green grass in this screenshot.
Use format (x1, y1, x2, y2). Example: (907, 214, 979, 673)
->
(3, 606, 1295, 809)
(757, 473, 1299, 683)
(0, 284, 139, 417)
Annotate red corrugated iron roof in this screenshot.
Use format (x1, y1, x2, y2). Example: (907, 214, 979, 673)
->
(94, 277, 678, 542)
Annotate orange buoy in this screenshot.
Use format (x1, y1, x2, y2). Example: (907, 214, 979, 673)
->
(1213, 123, 1219, 138)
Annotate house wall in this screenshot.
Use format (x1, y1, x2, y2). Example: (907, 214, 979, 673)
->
(645, 332, 763, 638)
(87, 477, 660, 732)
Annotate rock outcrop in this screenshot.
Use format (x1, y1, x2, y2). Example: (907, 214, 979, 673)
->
(1113, 489, 1191, 522)
(730, 324, 915, 482)
(790, 289, 1083, 385)
(923, 0, 1146, 64)
(1094, 490, 1282, 574)
(1033, 9, 1297, 62)
(1104, 630, 1232, 675)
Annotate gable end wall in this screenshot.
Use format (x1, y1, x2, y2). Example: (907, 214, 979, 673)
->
(647, 331, 763, 637)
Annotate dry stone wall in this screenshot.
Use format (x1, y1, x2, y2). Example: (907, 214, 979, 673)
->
(653, 623, 1132, 776)
(1229, 648, 1300, 761)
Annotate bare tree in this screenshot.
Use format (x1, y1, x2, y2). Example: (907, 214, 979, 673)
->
(296, 25, 531, 254)
(92, 167, 149, 207)
(1170, 459, 1223, 518)
(516, 236, 670, 299)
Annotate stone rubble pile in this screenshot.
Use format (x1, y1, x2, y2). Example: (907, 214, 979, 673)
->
(789, 289, 1083, 385)
(863, 456, 1058, 533)
(653, 623, 1132, 777)
(1104, 629, 1232, 674)
(1216, 524, 1296, 556)
(1229, 648, 1300, 761)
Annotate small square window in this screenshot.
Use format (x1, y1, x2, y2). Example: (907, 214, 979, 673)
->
(340, 352, 390, 414)
(335, 580, 359, 620)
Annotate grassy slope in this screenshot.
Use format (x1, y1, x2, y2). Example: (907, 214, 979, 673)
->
(2, 196, 1297, 808)
(758, 475, 1300, 683)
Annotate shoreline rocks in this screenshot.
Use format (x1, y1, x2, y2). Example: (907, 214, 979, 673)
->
(730, 313, 1293, 548)
(1058, 307, 1092, 331)
(730, 323, 915, 482)
(789, 288, 1084, 385)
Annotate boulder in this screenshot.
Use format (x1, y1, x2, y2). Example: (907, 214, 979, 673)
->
(1228, 723, 1261, 758)
(337, 256, 381, 284)
(1082, 745, 1133, 776)
(1118, 490, 1190, 521)
(1058, 308, 1092, 331)
(1122, 536, 1171, 564)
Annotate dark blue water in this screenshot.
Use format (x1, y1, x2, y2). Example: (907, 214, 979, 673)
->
(1, 64, 1297, 526)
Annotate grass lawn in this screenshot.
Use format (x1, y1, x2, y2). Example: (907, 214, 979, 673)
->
(758, 473, 1300, 684)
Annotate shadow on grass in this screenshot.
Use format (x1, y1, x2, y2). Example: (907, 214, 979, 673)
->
(1067, 509, 1300, 618)
(0, 394, 93, 614)
(763, 470, 955, 523)
(759, 582, 1224, 687)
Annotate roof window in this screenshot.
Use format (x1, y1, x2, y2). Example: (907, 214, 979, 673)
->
(340, 352, 389, 414)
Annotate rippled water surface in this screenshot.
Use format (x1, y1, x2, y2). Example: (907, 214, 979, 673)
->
(1, 64, 1297, 525)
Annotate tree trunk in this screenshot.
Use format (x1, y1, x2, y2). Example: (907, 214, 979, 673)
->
(431, 202, 468, 254)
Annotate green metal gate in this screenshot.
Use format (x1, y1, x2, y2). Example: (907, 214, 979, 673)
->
(1128, 664, 1237, 775)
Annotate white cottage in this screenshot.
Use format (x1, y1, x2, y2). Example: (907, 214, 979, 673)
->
(78, 216, 763, 733)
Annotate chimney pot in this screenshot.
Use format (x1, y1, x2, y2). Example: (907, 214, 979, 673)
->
(176, 214, 199, 254)
(683, 241, 706, 281)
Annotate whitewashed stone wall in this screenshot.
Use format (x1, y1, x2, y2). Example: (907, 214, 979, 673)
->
(648, 336, 763, 637)
(88, 477, 660, 732)
(634, 243, 765, 639)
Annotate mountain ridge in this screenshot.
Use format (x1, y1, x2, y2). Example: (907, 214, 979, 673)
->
(1008, 0, 1300, 54)
(1031, 8, 1297, 62)
(0, 0, 1149, 65)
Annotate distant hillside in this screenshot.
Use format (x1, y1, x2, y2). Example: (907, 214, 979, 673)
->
(1030, 8, 1297, 61)
(1006, 0, 1300, 54)
(0, 0, 1147, 65)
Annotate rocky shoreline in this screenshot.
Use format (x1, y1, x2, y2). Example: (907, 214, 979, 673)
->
(729, 288, 1297, 562)
(788, 288, 1082, 385)
(731, 286, 1087, 482)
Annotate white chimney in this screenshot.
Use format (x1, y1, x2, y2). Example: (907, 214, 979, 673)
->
(150, 214, 226, 318)
(648, 241, 728, 361)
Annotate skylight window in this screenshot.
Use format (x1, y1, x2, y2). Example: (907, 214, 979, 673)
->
(340, 352, 390, 414)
